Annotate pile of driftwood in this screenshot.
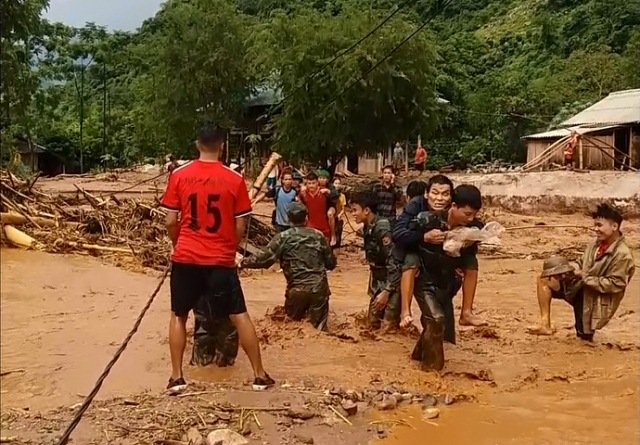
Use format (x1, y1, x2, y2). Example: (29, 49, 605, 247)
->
(0, 170, 276, 271)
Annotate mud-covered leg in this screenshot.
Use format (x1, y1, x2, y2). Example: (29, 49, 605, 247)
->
(411, 279, 446, 371)
(191, 297, 215, 366)
(284, 290, 308, 321)
(367, 272, 383, 330)
(307, 293, 329, 331)
(381, 290, 401, 332)
(212, 317, 239, 367)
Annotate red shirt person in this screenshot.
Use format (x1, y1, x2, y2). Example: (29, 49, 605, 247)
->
(298, 172, 332, 239)
(161, 124, 273, 394)
(414, 145, 427, 173)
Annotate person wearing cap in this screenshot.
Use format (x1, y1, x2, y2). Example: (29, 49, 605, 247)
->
(241, 202, 337, 330)
(529, 203, 635, 340)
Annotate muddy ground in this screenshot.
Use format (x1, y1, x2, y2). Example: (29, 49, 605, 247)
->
(1, 171, 640, 444)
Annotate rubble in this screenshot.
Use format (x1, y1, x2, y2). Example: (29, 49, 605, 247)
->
(0, 170, 275, 271)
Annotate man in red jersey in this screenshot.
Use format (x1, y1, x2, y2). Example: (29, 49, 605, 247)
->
(161, 124, 273, 394)
(298, 171, 333, 240)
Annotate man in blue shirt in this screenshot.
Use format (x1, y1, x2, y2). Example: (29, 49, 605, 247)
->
(253, 170, 298, 232)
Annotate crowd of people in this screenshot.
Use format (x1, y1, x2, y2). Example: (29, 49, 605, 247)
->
(160, 124, 635, 393)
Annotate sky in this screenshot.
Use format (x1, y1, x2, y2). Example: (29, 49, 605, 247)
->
(45, 0, 164, 31)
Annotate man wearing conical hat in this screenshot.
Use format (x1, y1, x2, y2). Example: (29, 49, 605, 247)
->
(529, 204, 635, 340)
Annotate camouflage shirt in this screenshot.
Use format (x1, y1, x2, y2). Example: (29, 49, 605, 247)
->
(242, 226, 337, 295)
(363, 216, 397, 293)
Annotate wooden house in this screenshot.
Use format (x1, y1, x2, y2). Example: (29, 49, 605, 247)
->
(523, 89, 640, 171)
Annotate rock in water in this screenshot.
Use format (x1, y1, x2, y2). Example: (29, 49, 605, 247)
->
(186, 427, 204, 445)
(286, 407, 316, 420)
(293, 433, 315, 444)
(341, 399, 358, 416)
(422, 394, 438, 407)
(206, 429, 249, 445)
(423, 407, 440, 420)
(375, 395, 397, 411)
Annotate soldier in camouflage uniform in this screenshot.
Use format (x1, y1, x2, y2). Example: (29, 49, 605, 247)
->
(350, 191, 401, 330)
(241, 202, 337, 330)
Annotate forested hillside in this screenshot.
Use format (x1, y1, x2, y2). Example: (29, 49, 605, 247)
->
(2, 0, 639, 171)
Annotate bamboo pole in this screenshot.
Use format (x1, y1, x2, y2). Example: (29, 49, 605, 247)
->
(522, 135, 570, 171)
(579, 138, 584, 170)
(249, 152, 282, 200)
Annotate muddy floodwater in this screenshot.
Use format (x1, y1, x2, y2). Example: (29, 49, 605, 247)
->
(1, 208, 639, 444)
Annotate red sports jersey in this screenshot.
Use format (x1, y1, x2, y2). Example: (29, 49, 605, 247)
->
(161, 160, 252, 266)
(300, 190, 331, 239)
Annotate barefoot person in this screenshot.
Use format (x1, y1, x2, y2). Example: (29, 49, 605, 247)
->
(393, 183, 485, 370)
(161, 124, 273, 393)
(397, 180, 427, 328)
(241, 202, 337, 330)
(351, 191, 401, 330)
(530, 204, 635, 340)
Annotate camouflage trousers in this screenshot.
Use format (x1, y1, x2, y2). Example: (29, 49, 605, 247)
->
(410, 272, 462, 371)
(367, 268, 401, 329)
(190, 297, 239, 367)
(285, 288, 329, 331)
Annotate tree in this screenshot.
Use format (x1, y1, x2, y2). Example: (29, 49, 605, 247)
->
(134, 0, 253, 153)
(251, 4, 439, 165)
(0, 0, 50, 164)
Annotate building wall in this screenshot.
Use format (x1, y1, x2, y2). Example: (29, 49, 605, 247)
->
(335, 153, 385, 175)
(526, 131, 616, 170)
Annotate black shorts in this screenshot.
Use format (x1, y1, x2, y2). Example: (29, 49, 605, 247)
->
(170, 262, 247, 317)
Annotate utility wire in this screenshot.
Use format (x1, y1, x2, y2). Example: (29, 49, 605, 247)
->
(316, 0, 455, 117)
(267, 0, 414, 116)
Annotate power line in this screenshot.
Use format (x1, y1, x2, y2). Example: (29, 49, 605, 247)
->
(317, 0, 455, 116)
(267, 0, 414, 116)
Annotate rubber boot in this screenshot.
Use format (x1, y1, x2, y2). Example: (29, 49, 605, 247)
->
(411, 316, 445, 371)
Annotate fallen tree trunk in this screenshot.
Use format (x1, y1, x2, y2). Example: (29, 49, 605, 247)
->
(1, 212, 57, 227)
(3, 225, 37, 248)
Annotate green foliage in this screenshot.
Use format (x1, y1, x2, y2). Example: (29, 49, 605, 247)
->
(4, 0, 640, 171)
(251, 4, 438, 163)
(0, 0, 50, 161)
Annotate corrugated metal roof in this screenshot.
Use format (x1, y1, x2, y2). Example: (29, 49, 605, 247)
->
(560, 89, 640, 127)
(523, 125, 620, 140)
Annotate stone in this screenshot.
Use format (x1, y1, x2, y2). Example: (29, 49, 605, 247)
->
(186, 428, 205, 445)
(376, 425, 387, 439)
(382, 385, 397, 394)
(345, 390, 359, 401)
(123, 399, 139, 406)
(341, 400, 358, 417)
(401, 393, 413, 401)
(276, 417, 293, 427)
(286, 408, 316, 420)
(206, 429, 249, 445)
(391, 392, 404, 403)
(375, 395, 397, 411)
(329, 387, 344, 396)
(240, 422, 253, 437)
(438, 394, 455, 406)
(422, 395, 438, 407)
(422, 407, 440, 420)
(293, 433, 314, 444)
